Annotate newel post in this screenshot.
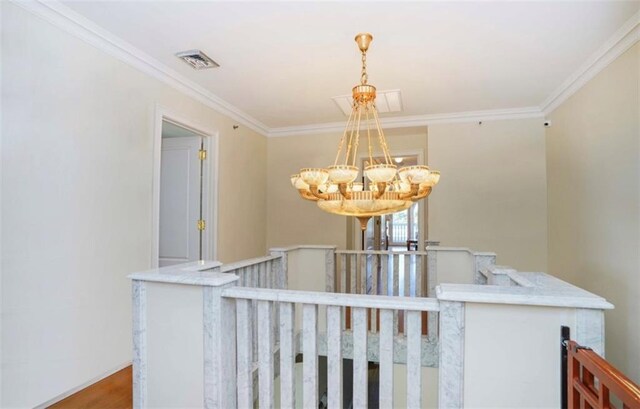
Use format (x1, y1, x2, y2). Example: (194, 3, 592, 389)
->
(325, 247, 336, 292)
(203, 279, 239, 409)
(132, 280, 148, 408)
(473, 252, 496, 285)
(269, 248, 289, 290)
(438, 300, 465, 408)
(129, 261, 238, 409)
(426, 248, 439, 338)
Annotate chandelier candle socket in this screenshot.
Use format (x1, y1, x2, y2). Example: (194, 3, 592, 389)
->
(291, 33, 441, 230)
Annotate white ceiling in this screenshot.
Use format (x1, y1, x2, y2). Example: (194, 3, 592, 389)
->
(62, 1, 639, 129)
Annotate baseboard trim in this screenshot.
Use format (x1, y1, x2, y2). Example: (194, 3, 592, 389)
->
(34, 361, 132, 408)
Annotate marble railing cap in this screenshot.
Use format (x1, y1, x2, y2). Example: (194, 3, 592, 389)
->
(479, 265, 516, 278)
(437, 271, 614, 310)
(425, 246, 497, 257)
(486, 265, 517, 275)
(128, 260, 238, 287)
(269, 244, 338, 252)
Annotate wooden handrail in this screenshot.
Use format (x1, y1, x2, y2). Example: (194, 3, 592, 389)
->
(567, 340, 640, 409)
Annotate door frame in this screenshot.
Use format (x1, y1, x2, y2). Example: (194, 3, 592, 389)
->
(353, 149, 425, 251)
(151, 104, 219, 267)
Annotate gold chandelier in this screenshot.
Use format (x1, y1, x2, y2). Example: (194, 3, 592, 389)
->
(290, 33, 440, 230)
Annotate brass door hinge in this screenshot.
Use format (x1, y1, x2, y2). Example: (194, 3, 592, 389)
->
(197, 219, 206, 231)
(198, 149, 207, 160)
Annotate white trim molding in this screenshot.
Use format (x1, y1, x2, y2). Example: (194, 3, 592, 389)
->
(12, 0, 270, 136)
(541, 10, 640, 115)
(267, 106, 545, 138)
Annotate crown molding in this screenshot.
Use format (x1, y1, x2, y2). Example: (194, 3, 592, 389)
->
(12, 0, 271, 136)
(12, 1, 639, 137)
(267, 107, 544, 137)
(541, 10, 640, 115)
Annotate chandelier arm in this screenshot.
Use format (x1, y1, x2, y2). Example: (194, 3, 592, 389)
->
(411, 186, 433, 201)
(399, 183, 421, 200)
(309, 185, 330, 200)
(373, 182, 388, 199)
(334, 104, 357, 166)
(372, 106, 393, 165)
(350, 105, 363, 167)
(298, 189, 319, 202)
(338, 183, 352, 200)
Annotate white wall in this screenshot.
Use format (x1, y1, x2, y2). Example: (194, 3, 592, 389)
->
(546, 43, 640, 382)
(428, 119, 548, 272)
(1, 3, 266, 406)
(464, 303, 574, 408)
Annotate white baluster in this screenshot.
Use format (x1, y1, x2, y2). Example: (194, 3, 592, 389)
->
(371, 255, 378, 332)
(303, 304, 318, 409)
(259, 262, 267, 288)
(381, 254, 389, 296)
(406, 310, 422, 408)
(352, 307, 368, 409)
(350, 254, 357, 294)
(379, 309, 394, 408)
(279, 302, 295, 409)
(327, 305, 343, 408)
(404, 254, 411, 297)
(393, 254, 400, 335)
(258, 300, 274, 408)
(340, 254, 347, 293)
(359, 254, 366, 294)
(236, 299, 253, 409)
(416, 255, 423, 297)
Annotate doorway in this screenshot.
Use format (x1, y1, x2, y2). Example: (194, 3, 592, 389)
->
(151, 110, 218, 267)
(157, 119, 212, 267)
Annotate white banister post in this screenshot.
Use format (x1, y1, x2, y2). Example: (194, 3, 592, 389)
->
(203, 278, 239, 409)
(426, 248, 438, 338)
(575, 308, 605, 356)
(270, 249, 289, 290)
(132, 280, 147, 409)
(439, 301, 465, 408)
(325, 247, 336, 292)
(473, 253, 496, 285)
(129, 261, 235, 409)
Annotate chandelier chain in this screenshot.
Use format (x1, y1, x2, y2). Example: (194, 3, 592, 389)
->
(351, 106, 362, 166)
(366, 103, 374, 167)
(344, 103, 358, 165)
(333, 104, 356, 166)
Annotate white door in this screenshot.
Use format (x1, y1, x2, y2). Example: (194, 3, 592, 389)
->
(159, 136, 203, 267)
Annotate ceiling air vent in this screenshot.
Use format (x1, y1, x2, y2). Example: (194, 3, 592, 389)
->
(175, 50, 220, 70)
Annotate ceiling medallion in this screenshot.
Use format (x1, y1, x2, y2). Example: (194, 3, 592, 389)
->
(290, 33, 440, 230)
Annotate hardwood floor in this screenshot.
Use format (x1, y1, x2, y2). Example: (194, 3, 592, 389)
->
(48, 366, 132, 409)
